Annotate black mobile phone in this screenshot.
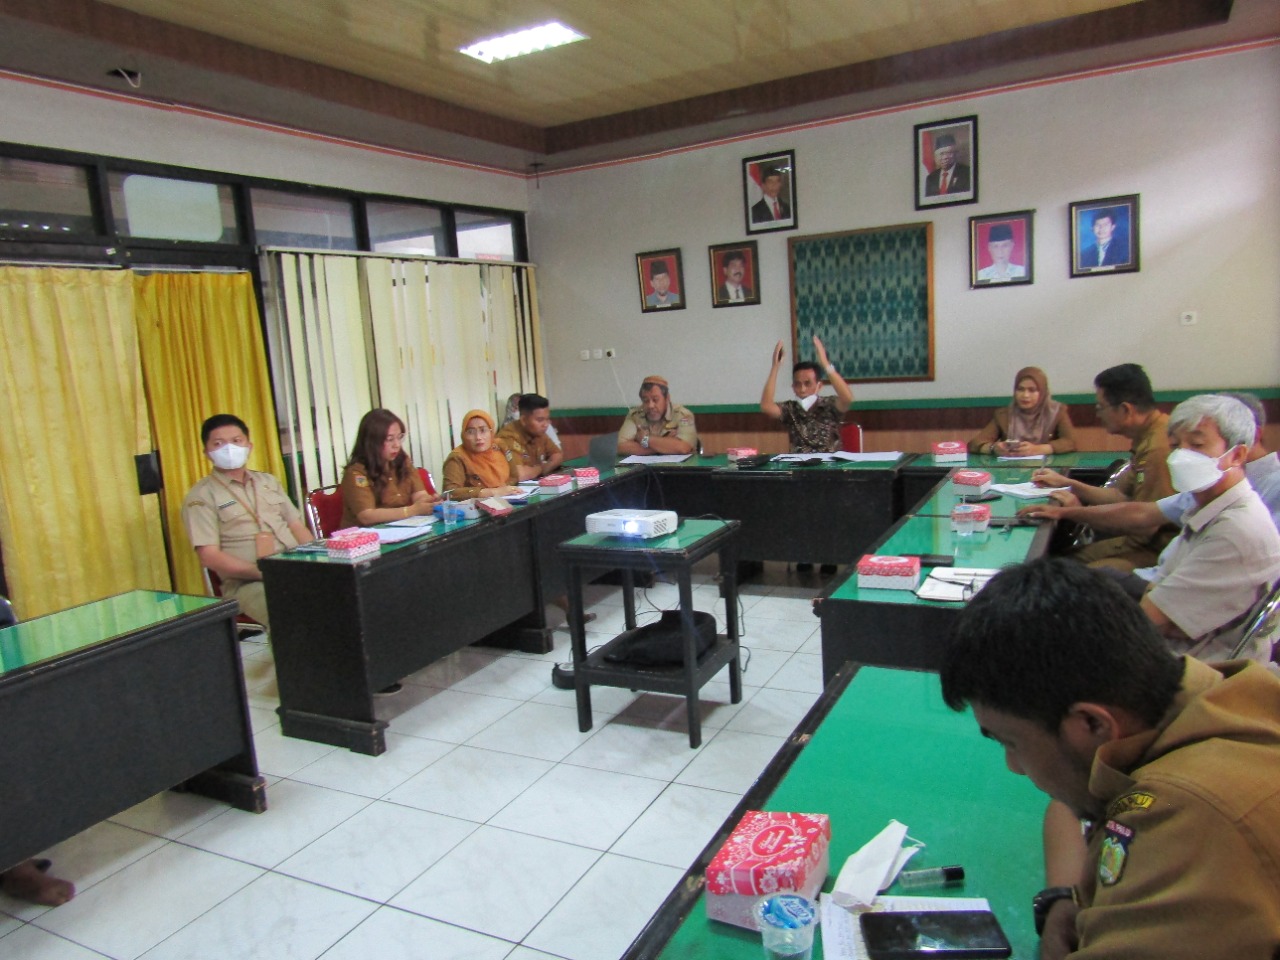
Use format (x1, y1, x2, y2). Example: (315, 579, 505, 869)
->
(907, 553, 953, 567)
(959, 491, 1001, 503)
(860, 910, 1012, 960)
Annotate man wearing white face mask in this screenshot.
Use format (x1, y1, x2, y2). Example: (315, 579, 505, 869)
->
(181, 414, 313, 629)
(1140, 394, 1280, 661)
(759, 334, 853, 454)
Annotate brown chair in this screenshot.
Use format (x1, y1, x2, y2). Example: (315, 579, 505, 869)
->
(417, 467, 438, 496)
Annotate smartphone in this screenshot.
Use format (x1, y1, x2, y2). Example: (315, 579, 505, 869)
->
(859, 910, 1012, 960)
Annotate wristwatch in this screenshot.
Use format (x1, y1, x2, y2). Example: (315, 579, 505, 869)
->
(640, 435, 650, 449)
(1033, 886, 1076, 935)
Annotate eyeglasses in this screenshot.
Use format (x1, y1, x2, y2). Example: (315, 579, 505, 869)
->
(208, 438, 248, 449)
(384, 432, 407, 444)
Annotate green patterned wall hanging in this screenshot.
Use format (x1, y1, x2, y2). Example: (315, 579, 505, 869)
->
(788, 223, 934, 382)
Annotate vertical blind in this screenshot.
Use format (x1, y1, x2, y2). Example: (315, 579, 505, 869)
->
(262, 250, 543, 500)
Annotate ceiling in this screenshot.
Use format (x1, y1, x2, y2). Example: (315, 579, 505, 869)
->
(0, 0, 1274, 172)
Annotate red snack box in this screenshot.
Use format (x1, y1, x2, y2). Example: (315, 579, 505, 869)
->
(573, 466, 600, 487)
(706, 811, 831, 930)
(931, 440, 967, 463)
(856, 554, 922, 591)
(726, 447, 759, 462)
(326, 527, 380, 560)
(477, 497, 513, 517)
(538, 473, 574, 495)
(952, 469, 992, 494)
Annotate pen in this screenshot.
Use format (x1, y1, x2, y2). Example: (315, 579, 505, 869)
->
(898, 865, 965, 889)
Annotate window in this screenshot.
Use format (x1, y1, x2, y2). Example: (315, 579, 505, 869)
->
(367, 200, 446, 256)
(251, 188, 357, 250)
(107, 172, 238, 243)
(456, 209, 518, 261)
(0, 158, 95, 236)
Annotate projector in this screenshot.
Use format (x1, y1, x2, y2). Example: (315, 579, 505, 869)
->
(586, 509, 678, 539)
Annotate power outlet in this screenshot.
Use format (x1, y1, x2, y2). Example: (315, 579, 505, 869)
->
(605, 348, 617, 358)
(579, 349, 590, 361)
(1179, 311, 1198, 327)
(593, 348, 604, 360)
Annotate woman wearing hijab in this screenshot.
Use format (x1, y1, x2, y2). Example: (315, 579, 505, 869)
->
(442, 409, 521, 499)
(968, 367, 1077, 455)
(339, 408, 442, 528)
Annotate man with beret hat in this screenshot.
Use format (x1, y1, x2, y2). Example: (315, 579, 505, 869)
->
(977, 222, 1026, 282)
(617, 375, 698, 456)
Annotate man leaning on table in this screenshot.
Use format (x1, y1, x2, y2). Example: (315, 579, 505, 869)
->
(617, 375, 697, 456)
(182, 414, 313, 630)
(942, 557, 1280, 960)
(1031, 363, 1175, 572)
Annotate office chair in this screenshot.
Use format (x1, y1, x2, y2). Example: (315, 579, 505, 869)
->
(588, 433, 618, 467)
(203, 568, 267, 641)
(840, 423, 864, 453)
(306, 484, 344, 538)
(1068, 459, 1131, 548)
(1228, 580, 1280, 664)
(0, 595, 15, 629)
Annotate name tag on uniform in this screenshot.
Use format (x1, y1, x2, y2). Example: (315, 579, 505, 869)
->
(216, 499, 236, 510)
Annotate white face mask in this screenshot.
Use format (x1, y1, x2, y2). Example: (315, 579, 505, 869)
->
(210, 442, 251, 471)
(799, 393, 820, 412)
(1167, 447, 1225, 493)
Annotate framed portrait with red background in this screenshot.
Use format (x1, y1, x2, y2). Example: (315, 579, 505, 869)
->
(969, 210, 1034, 288)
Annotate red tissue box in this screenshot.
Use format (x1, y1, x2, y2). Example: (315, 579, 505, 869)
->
(706, 811, 831, 930)
(856, 554, 922, 591)
(538, 473, 574, 495)
(932, 441, 967, 463)
(952, 469, 992, 494)
(727, 447, 759, 461)
(326, 527, 380, 560)
(573, 467, 600, 487)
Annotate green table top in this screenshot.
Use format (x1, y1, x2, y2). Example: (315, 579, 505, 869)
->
(828, 516, 1039, 606)
(909, 467, 1049, 517)
(906, 450, 1122, 471)
(0, 590, 222, 675)
(716, 455, 908, 474)
(562, 517, 730, 553)
(566, 454, 907, 474)
(656, 667, 1044, 959)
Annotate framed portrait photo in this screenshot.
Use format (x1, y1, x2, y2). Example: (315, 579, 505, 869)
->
(970, 210, 1034, 288)
(914, 116, 978, 209)
(636, 248, 686, 312)
(709, 241, 760, 308)
(743, 150, 797, 234)
(1070, 195, 1140, 277)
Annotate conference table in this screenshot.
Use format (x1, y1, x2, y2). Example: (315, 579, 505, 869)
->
(623, 663, 1046, 959)
(899, 450, 1124, 515)
(261, 448, 1100, 752)
(0, 590, 266, 872)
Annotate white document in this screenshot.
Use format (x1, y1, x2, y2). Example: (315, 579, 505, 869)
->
(618, 454, 692, 464)
(915, 568, 999, 602)
(502, 488, 533, 500)
(387, 515, 435, 527)
(372, 525, 434, 543)
(772, 451, 902, 464)
(990, 481, 1066, 500)
(820, 894, 993, 960)
(996, 454, 1045, 461)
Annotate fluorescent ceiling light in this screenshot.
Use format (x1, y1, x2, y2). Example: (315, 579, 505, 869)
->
(460, 21, 587, 64)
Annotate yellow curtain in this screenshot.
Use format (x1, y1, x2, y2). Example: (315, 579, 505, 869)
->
(0, 267, 169, 619)
(134, 272, 288, 597)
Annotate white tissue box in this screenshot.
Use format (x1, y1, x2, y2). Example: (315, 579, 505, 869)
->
(931, 441, 967, 463)
(705, 811, 830, 930)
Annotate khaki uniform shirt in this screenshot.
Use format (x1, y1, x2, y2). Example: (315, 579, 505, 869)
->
(1147, 480, 1280, 660)
(495, 421, 561, 476)
(181, 470, 303, 590)
(339, 458, 426, 529)
(617, 402, 697, 451)
(1074, 659, 1280, 958)
(441, 448, 519, 500)
(966, 405, 1078, 454)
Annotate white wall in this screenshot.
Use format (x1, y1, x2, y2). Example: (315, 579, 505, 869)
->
(0, 74, 529, 211)
(529, 46, 1280, 410)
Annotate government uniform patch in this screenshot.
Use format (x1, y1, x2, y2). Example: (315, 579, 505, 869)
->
(1108, 792, 1155, 817)
(1098, 820, 1134, 886)
(354, 475, 369, 487)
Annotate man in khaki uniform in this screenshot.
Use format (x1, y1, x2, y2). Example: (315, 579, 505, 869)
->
(942, 558, 1280, 960)
(617, 375, 697, 456)
(1033, 363, 1176, 571)
(182, 414, 312, 629)
(495, 393, 564, 480)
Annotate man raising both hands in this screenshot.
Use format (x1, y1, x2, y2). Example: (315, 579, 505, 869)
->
(759, 335, 854, 455)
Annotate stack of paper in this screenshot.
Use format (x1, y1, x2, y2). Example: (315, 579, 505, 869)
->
(914, 568, 999, 602)
(990, 481, 1066, 500)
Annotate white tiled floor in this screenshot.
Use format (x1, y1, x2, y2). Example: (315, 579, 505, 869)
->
(1, 561, 837, 960)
